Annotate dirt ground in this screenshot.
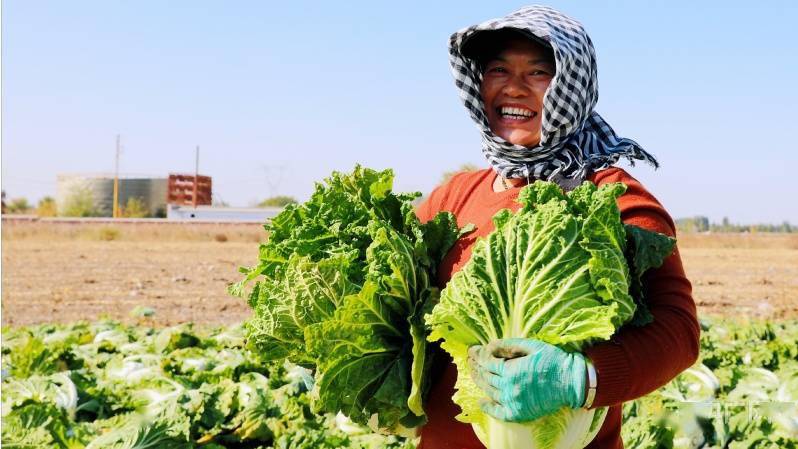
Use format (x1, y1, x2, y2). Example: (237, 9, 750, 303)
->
(1, 221, 263, 327)
(2, 222, 797, 327)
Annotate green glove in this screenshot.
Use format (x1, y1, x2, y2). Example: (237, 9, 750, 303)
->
(468, 338, 587, 423)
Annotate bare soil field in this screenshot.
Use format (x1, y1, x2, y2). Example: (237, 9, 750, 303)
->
(2, 221, 797, 327)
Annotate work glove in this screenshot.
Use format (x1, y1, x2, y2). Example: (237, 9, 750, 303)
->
(468, 338, 587, 423)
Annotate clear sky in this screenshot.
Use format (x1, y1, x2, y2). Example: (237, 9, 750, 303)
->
(3, 1, 797, 224)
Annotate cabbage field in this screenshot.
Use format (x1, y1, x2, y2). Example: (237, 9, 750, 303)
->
(1, 322, 413, 448)
(3, 169, 796, 448)
(2, 318, 796, 448)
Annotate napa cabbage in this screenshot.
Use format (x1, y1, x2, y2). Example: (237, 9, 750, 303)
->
(426, 181, 675, 449)
(231, 166, 468, 431)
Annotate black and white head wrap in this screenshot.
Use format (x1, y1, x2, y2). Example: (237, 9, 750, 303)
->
(450, 5, 658, 187)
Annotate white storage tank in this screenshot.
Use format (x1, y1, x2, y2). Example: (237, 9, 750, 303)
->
(56, 174, 168, 217)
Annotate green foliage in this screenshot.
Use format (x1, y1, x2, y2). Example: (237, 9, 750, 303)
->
(3, 319, 795, 448)
(120, 197, 149, 218)
(6, 197, 32, 214)
(676, 215, 796, 233)
(153, 206, 167, 218)
(676, 215, 711, 233)
(258, 195, 298, 207)
(233, 166, 467, 432)
(36, 196, 58, 217)
(440, 163, 480, 185)
(61, 187, 100, 217)
(426, 181, 675, 448)
(622, 319, 798, 448)
(1, 322, 415, 449)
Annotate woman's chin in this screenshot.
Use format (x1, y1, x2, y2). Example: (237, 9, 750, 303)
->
(499, 132, 541, 147)
(490, 123, 540, 146)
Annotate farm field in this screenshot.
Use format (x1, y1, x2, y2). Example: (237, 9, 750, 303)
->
(1, 221, 263, 327)
(2, 222, 797, 448)
(2, 222, 797, 326)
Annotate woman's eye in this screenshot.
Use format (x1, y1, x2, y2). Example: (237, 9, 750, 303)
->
(487, 66, 507, 74)
(529, 70, 550, 76)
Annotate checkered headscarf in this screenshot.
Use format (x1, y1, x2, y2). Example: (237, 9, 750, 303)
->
(450, 5, 658, 186)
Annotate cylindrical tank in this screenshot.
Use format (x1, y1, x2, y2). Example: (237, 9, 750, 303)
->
(56, 175, 115, 216)
(118, 178, 168, 217)
(56, 175, 168, 217)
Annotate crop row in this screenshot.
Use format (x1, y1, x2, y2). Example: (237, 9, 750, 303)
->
(2, 318, 796, 448)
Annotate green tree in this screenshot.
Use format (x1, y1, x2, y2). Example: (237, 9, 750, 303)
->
(61, 187, 99, 217)
(440, 163, 480, 185)
(6, 197, 31, 214)
(120, 197, 149, 218)
(258, 195, 297, 207)
(721, 216, 730, 232)
(675, 216, 710, 234)
(36, 197, 57, 217)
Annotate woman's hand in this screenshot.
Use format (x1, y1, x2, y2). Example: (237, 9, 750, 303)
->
(468, 338, 587, 422)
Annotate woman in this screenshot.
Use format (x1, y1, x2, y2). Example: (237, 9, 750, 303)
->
(415, 6, 699, 449)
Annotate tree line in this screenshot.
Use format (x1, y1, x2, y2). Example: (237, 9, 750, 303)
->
(2, 189, 154, 218)
(675, 216, 795, 234)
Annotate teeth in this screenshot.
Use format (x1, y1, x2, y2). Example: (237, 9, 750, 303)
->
(500, 106, 533, 117)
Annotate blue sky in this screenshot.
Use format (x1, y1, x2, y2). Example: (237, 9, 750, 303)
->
(3, 1, 797, 223)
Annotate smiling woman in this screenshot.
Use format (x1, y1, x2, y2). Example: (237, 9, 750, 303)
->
(416, 5, 699, 449)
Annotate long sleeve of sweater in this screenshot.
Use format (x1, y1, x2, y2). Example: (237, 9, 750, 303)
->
(583, 169, 701, 407)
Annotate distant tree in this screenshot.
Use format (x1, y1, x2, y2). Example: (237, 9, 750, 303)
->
(721, 216, 730, 232)
(61, 187, 99, 217)
(258, 195, 298, 207)
(696, 216, 710, 232)
(675, 215, 710, 233)
(6, 197, 31, 214)
(440, 163, 480, 185)
(36, 196, 57, 217)
(689, 216, 798, 234)
(120, 197, 149, 218)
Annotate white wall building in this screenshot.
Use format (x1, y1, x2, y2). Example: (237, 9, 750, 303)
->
(166, 205, 283, 222)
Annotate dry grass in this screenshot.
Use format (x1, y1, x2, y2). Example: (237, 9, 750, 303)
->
(2, 220, 267, 243)
(676, 232, 798, 250)
(2, 221, 796, 326)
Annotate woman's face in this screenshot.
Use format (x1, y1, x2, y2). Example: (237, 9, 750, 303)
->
(480, 38, 555, 147)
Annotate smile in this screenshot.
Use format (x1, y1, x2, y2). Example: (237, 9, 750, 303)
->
(497, 106, 536, 121)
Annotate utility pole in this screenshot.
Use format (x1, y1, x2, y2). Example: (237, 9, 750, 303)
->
(113, 135, 121, 218)
(193, 146, 199, 208)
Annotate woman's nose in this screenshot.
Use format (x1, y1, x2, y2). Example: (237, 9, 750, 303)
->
(501, 74, 529, 97)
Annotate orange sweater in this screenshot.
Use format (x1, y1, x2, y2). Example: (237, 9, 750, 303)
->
(415, 167, 699, 449)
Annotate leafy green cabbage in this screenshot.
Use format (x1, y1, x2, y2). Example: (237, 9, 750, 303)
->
(426, 181, 675, 449)
(623, 319, 798, 449)
(231, 166, 467, 431)
(1, 321, 418, 448)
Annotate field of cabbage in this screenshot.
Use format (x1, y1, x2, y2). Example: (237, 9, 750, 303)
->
(2, 318, 796, 448)
(2, 168, 796, 448)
